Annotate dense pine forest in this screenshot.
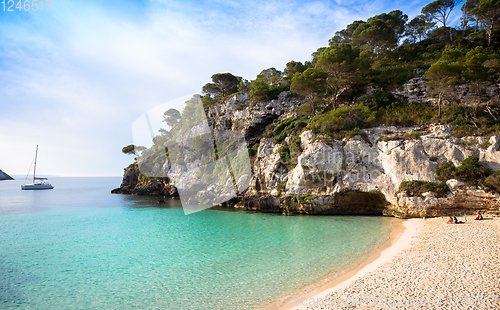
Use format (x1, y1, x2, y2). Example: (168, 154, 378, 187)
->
(198, 0, 500, 139)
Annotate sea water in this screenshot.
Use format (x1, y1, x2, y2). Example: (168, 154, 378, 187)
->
(0, 177, 392, 309)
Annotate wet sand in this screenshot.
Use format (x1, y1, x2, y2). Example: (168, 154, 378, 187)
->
(269, 218, 423, 309)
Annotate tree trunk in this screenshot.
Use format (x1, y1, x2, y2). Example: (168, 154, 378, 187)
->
(330, 92, 337, 110)
(486, 106, 499, 123)
(443, 21, 447, 41)
(477, 80, 482, 104)
(438, 94, 442, 118)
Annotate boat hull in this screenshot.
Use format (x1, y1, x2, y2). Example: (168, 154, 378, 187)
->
(21, 184, 54, 190)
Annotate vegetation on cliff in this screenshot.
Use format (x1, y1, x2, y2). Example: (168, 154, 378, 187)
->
(121, 0, 500, 196)
(198, 0, 500, 142)
(399, 155, 500, 197)
(397, 180, 449, 197)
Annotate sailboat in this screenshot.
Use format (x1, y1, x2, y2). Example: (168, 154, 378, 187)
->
(21, 145, 54, 190)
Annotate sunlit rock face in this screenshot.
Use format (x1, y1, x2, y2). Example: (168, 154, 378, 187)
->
(245, 124, 500, 217)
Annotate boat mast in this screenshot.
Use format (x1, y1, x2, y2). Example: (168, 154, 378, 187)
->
(33, 145, 38, 183)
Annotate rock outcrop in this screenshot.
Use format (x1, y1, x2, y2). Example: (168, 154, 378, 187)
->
(206, 91, 305, 146)
(239, 124, 500, 217)
(0, 169, 14, 181)
(111, 164, 178, 197)
(391, 75, 499, 107)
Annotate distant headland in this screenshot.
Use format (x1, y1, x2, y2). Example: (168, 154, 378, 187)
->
(0, 169, 14, 181)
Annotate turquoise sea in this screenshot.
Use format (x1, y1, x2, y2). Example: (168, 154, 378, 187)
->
(0, 177, 392, 309)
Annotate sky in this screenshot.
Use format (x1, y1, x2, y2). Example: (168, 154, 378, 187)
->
(0, 0, 464, 177)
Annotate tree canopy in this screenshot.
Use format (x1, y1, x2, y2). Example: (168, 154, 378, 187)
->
(122, 144, 146, 156)
(472, 0, 500, 46)
(405, 15, 435, 43)
(352, 19, 398, 53)
(256, 68, 283, 85)
(316, 44, 371, 107)
(368, 10, 408, 39)
(283, 61, 308, 81)
(163, 108, 181, 128)
(249, 78, 270, 102)
(422, 0, 462, 41)
(425, 60, 464, 116)
(329, 20, 366, 44)
(202, 73, 241, 98)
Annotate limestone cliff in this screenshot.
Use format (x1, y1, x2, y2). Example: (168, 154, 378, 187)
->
(243, 124, 500, 217)
(113, 77, 500, 217)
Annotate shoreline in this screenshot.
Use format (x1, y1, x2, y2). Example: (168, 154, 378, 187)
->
(265, 218, 425, 310)
(280, 216, 500, 310)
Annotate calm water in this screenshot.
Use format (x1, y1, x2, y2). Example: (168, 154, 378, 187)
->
(0, 177, 392, 309)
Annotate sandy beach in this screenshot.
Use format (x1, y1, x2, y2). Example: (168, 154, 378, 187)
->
(284, 216, 500, 309)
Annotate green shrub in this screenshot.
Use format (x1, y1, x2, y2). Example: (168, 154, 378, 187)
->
(277, 145, 291, 164)
(481, 140, 492, 149)
(291, 194, 313, 202)
(275, 135, 303, 169)
(402, 131, 421, 140)
(436, 156, 491, 185)
(126, 162, 138, 170)
(377, 132, 420, 142)
(267, 84, 290, 100)
(397, 180, 449, 197)
(235, 102, 251, 110)
(436, 162, 455, 181)
(363, 91, 398, 110)
(201, 94, 215, 109)
(138, 174, 159, 185)
(453, 156, 490, 184)
(485, 171, 500, 193)
(288, 135, 302, 156)
(276, 181, 287, 192)
(302, 100, 499, 142)
(264, 117, 307, 144)
(307, 102, 377, 137)
(248, 143, 260, 158)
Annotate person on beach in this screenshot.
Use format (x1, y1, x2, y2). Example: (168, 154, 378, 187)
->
(447, 216, 454, 224)
(475, 211, 483, 220)
(454, 216, 465, 224)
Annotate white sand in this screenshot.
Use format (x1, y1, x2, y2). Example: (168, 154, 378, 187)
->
(287, 217, 500, 309)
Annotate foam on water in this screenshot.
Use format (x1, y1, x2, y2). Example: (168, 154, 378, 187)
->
(0, 177, 392, 309)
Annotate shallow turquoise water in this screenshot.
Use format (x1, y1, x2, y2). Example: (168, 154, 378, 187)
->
(0, 177, 392, 309)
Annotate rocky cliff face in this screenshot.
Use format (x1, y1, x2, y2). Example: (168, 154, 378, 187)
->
(206, 91, 304, 146)
(380, 75, 499, 107)
(113, 77, 500, 217)
(0, 169, 14, 181)
(243, 124, 500, 217)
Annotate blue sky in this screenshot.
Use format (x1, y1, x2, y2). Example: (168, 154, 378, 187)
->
(0, 0, 463, 177)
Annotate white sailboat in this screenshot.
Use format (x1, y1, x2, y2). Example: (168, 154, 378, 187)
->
(21, 145, 54, 190)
